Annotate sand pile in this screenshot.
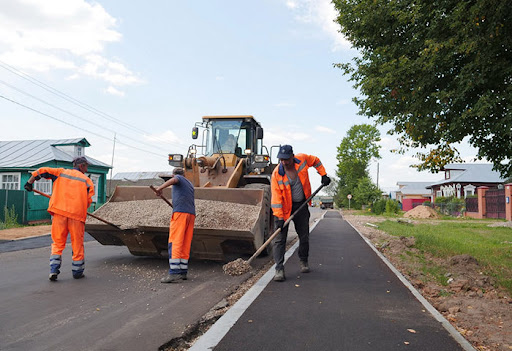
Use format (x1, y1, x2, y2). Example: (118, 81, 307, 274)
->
(403, 205, 440, 219)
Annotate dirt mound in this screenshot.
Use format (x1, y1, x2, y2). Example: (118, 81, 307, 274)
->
(403, 205, 440, 219)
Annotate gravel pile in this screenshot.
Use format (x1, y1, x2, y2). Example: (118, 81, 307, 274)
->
(86, 199, 261, 231)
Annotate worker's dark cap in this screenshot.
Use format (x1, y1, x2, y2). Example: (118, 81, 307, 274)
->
(277, 145, 294, 159)
(73, 156, 89, 166)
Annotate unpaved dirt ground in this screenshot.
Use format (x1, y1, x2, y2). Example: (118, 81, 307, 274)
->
(343, 211, 512, 351)
(0, 225, 51, 240)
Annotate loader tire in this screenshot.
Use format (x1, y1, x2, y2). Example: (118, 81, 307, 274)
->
(243, 183, 273, 257)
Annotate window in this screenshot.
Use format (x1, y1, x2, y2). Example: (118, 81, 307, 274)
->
(88, 174, 99, 202)
(76, 146, 83, 157)
(436, 190, 442, 197)
(34, 178, 52, 195)
(444, 170, 450, 180)
(1, 173, 20, 190)
(463, 184, 476, 197)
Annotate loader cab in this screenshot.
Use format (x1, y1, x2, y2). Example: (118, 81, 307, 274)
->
(202, 116, 264, 158)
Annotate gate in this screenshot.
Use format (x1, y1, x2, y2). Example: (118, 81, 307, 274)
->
(485, 188, 506, 219)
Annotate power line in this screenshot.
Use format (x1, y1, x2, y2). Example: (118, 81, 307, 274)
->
(0, 60, 188, 150)
(0, 78, 176, 154)
(0, 94, 167, 157)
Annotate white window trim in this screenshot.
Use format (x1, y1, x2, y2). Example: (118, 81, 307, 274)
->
(88, 173, 99, 203)
(463, 184, 476, 197)
(34, 178, 52, 195)
(1, 172, 21, 190)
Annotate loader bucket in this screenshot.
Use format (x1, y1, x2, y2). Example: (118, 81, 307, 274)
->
(85, 185, 271, 261)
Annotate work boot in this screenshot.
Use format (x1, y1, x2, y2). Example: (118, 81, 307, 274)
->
(273, 269, 285, 282)
(161, 274, 187, 283)
(300, 261, 310, 273)
(73, 272, 85, 279)
(49, 273, 58, 281)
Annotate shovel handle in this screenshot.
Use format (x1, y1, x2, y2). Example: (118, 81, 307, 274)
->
(246, 184, 325, 265)
(32, 188, 121, 230)
(150, 185, 173, 208)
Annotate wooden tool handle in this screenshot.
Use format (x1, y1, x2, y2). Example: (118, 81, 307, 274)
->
(150, 185, 173, 208)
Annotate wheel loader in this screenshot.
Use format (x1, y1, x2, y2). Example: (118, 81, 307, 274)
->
(85, 115, 278, 261)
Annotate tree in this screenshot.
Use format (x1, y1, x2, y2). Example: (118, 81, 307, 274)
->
(336, 124, 381, 208)
(353, 177, 382, 207)
(333, 0, 512, 176)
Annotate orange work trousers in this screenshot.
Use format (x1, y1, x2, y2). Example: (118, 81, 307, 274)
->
(51, 213, 85, 261)
(169, 212, 195, 259)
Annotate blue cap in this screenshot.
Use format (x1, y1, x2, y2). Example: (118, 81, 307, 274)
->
(277, 144, 294, 159)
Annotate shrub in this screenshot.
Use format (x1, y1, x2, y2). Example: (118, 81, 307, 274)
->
(371, 199, 387, 215)
(385, 199, 400, 214)
(0, 205, 20, 230)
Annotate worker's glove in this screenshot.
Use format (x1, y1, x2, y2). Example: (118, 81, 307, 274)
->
(24, 182, 33, 192)
(275, 219, 285, 231)
(321, 175, 331, 186)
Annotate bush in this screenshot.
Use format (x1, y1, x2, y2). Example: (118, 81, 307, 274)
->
(371, 199, 387, 215)
(423, 201, 431, 206)
(385, 199, 400, 214)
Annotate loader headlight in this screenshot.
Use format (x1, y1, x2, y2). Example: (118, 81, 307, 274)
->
(168, 154, 183, 166)
(254, 155, 269, 163)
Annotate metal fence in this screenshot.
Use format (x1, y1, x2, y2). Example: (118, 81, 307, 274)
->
(465, 197, 478, 213)
(0, 189, 27, 224)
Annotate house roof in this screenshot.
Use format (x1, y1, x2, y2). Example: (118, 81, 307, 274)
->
(112, 172, 172, 181)
(395, 181, 432, 195)
(0, 138, 110, 168)
(427, 163, 505, 187)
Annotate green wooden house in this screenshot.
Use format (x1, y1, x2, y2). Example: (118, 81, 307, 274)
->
(0, 138, 111, 224)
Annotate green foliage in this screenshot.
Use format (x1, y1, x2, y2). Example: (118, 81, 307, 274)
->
(353, 177, 381, 206)
(385, 199, 400, 214)
(335, 124, 381, 208)
(423, 201, 431, 206)
(333, 0, 512, 177)
(0, 205, 21, 230)
(371, 199, 387, 215)
(377, 220, 512, 294)
(434, 196, 450, 204)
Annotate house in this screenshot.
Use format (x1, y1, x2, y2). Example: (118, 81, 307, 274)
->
(107, 171, 170, 197)
(0, 138, 110, 224)
(395, 181, 433, 211)
(426, 163, 506, 201)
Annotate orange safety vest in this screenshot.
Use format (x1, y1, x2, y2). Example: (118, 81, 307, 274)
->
(32, 167, 95, 222)
(271, 153, 327, 220)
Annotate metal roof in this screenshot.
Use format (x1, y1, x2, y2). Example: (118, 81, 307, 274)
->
(112, 171, 172, 180)
(395, 182, 433, 195)
(0, 138, 110, 168)
(427, 163, 505, 187)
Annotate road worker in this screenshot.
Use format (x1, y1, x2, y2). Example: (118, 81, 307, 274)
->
(154, 167, 196, 283)
(24, 156, 94, 281)
(271, 145, 330, 282)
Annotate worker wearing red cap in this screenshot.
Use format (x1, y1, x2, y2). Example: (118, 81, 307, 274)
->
(271, 145, 330, 282)
(154, 167, 196, 283)
(24, 156, 94, 281)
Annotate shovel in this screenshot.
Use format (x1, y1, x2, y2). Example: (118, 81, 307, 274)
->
(32, 189, 122, 230)
(149, 185, 173, 208)
(223, 184, 325, 275)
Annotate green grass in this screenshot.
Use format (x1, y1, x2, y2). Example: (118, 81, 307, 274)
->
(376, 220, 512, 295)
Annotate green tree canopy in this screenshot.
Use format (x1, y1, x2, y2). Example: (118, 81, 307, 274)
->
(336, 124, 381, 208)
(333, 0, 512, 176)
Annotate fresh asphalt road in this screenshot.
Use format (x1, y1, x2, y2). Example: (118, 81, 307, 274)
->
(0, 208, 323, 351)
(191, 211, 472, 351)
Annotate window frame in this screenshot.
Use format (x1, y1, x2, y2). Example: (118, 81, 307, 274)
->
(1, 172, 21, 190)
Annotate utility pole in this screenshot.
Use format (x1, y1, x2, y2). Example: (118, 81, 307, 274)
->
(108, 133, 116, 198)
(376, 162, 379, 188)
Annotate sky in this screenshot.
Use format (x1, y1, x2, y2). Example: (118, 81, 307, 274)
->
(0, 0, 480, 194)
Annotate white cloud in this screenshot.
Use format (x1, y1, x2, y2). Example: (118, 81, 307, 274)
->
(215, 76, 225, 81)
(0, 0, 141, 88)
(104, 86, 125, 97)
(284, 0, 351, 51)
(274, 102, 295, 107)
(315, 125, 336, 134)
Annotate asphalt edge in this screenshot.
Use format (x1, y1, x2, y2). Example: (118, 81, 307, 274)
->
(188, 211, 327, 351)
(345, 218, 477, 351)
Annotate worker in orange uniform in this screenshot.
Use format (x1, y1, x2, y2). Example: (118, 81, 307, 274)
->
(271, 145, 330, 282)
(24, 157, 94, 281)
(154, 167, 195, 283)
